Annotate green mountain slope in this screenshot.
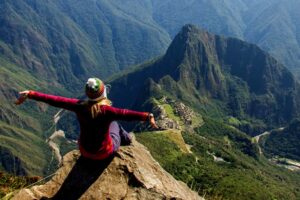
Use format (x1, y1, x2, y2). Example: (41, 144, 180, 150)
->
(134, 98, 300, 199)
(136, 120, 300, 200)
(0, 0, 171, 175)
(109, 25, 300, 135)
(0, 0, 170, 89)
(57, 84, 300, 199)
(0, 56, 63, 175)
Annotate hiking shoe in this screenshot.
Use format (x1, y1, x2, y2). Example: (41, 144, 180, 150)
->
(119, 125, 132, 145)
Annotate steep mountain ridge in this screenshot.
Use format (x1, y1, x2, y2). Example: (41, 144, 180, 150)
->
(109, 25, 300, 134)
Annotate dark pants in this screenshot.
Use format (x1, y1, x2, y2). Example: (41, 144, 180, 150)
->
(109, 121, 131, 152)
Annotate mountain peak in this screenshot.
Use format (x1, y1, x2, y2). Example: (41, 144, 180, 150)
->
(161, 25, 217, 80)
(109, 24, 300, 133)
(11, 137, 202, 200)
(177, 24, 213, 43)
(181, 24, 203, 34)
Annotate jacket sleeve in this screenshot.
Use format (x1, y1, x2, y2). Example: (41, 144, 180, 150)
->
(101, 105, 149, 121)
(28, 91, 81, 111)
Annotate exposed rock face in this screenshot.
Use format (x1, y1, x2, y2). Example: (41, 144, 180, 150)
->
(11, 137, 202, 200)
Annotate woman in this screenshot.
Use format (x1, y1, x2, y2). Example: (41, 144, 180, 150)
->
(15, 78, 158, 160)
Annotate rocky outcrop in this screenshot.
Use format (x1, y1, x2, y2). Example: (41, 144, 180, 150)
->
(11, 137, 203, 200)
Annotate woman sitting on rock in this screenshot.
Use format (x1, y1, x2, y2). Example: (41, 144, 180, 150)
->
(15, 78, 158, 160)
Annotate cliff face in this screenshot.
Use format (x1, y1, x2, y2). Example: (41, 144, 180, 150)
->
(11, 137, 202, 200)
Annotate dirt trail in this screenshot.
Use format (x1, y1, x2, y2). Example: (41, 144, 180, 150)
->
(47, 110, 67, 166)
(253, 127, 284, 155)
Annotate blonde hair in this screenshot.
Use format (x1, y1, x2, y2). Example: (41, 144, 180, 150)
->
(90, 98, 112, 118)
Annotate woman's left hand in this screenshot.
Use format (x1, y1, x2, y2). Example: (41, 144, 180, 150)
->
(15, 90, 30, 105)
(149, 114, 159, 129)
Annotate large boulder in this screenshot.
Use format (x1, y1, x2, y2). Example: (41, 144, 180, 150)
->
(11, 137, 202, 200)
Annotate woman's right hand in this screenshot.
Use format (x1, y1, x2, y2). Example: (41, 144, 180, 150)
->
(149, 113, 159, 129)
(15, 90, 30, 105)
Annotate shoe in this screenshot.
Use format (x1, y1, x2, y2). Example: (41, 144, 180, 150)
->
(119, 125, 132, 145)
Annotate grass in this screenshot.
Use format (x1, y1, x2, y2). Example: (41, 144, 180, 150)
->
(162, 103, 182, 124)
(0, 171, 42, 199)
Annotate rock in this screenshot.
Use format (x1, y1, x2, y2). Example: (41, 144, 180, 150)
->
(11, 137, 203, 200)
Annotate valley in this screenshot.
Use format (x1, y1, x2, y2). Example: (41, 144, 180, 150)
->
(253, 127, 300, 171)
(270, 158, 300, 172)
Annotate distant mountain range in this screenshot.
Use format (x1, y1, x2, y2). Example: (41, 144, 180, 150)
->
(2, 0, 300, 92)
(151, 0, 300, 75)
(0, 0, 170, 89)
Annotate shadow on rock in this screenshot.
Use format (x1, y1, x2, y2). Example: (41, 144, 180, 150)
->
(42, 155, 114, 200)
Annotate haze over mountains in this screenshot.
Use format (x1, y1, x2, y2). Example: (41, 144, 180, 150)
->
(1, 0, 300, 94)
(151, 0, 300, 74)
(2, 0, 300, 90)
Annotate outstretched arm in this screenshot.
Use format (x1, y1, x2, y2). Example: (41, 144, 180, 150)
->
(102, 105, 158, 129)
(15, 90, 81, 111)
